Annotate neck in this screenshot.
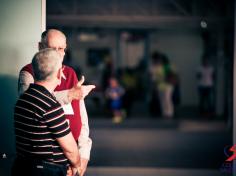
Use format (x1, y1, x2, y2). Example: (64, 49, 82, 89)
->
(35, 81, 56, 93)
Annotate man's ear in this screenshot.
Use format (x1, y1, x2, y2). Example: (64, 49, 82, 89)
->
(38, 42, 43, 50)
(39, 42, 47, 50)
(57, 68, 62, 80)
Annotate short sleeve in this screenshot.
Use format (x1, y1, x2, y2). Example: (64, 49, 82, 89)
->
(43, 105, 71, 138)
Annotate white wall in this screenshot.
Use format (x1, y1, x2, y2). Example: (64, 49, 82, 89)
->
(0, 0, 42, 174)
(150, 29, 203, 106)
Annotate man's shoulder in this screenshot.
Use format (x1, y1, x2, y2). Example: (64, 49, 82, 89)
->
(28, 85, 60, 106)
(63, 65, 76, 72)
(63, 65, 77, 77)
(20, 63, 33, 73)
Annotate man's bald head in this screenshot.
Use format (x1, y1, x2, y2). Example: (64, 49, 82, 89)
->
(39, 29, 67, 58)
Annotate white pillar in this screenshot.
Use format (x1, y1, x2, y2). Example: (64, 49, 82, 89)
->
(0, 1, 43, 175)
(41, 0, 46, 32)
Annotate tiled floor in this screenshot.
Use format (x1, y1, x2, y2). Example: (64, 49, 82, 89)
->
(1, 118, 233, 176)
(86, 167, 229, 176)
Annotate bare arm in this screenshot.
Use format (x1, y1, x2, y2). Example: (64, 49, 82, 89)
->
(54, 75, 95, 104)
(53, 89, 71, 105)
(57, 132, 81, 168)
(53, 84, 95, 105)
(18, 70, 81, 104)
(19, 71, 94, 105)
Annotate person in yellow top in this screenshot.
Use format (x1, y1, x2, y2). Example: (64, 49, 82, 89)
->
(149, 52, 178, 118)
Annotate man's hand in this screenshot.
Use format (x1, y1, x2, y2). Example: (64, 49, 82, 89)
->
(78, 76, 96, 99)
(73, 167, 81, 176)
(68, 86, 83, 102)
(80, 85, 95, 99)
(79, 158, 89, 176)
(67, 166, 81, 176)
(67, 166, 73, 176)
(68, 76, 95, 102)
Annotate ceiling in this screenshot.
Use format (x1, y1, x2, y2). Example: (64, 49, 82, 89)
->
(46, 0, 234, 30)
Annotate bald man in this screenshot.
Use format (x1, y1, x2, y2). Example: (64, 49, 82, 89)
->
(18, 29, 95, 176)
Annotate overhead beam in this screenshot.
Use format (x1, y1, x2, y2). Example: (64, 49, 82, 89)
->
(47, 14, 232, 29)
(169, 0, 190, 15)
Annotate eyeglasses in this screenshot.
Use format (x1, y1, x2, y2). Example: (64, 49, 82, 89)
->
(50, 47, 67, 52)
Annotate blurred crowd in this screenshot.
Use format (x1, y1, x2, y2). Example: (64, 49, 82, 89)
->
(68, 50, 215, 123)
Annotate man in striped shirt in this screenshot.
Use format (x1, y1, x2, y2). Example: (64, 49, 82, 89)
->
(12, 49, 81, 176)
(18, 29, 95, 176)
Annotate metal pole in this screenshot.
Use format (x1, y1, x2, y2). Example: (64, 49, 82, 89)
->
(233, 0, 236, 174)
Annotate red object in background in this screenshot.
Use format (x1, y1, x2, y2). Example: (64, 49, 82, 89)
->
(226, 144, 236, 162)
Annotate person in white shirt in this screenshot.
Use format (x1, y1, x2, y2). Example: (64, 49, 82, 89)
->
(196, 57, 215, 115)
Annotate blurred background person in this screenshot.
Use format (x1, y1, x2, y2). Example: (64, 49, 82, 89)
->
(105, 77, 125, 123)
(196, 56, 215, 117)
(149, 52, 178, 118)
(162, 54, 180, 118)
(149, 51, 163, 117)
(119, 67, 137, 117)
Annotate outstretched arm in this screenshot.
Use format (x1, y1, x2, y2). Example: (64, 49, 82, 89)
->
(54, 76, 95, 105)
(18, 70, 76, 104)
(18, 71, 94, 105)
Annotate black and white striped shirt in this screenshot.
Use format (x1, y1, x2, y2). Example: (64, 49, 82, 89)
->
(14, 84, 71, 166)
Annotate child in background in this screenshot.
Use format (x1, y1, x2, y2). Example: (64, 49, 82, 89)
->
(105, 77, 125, 123)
